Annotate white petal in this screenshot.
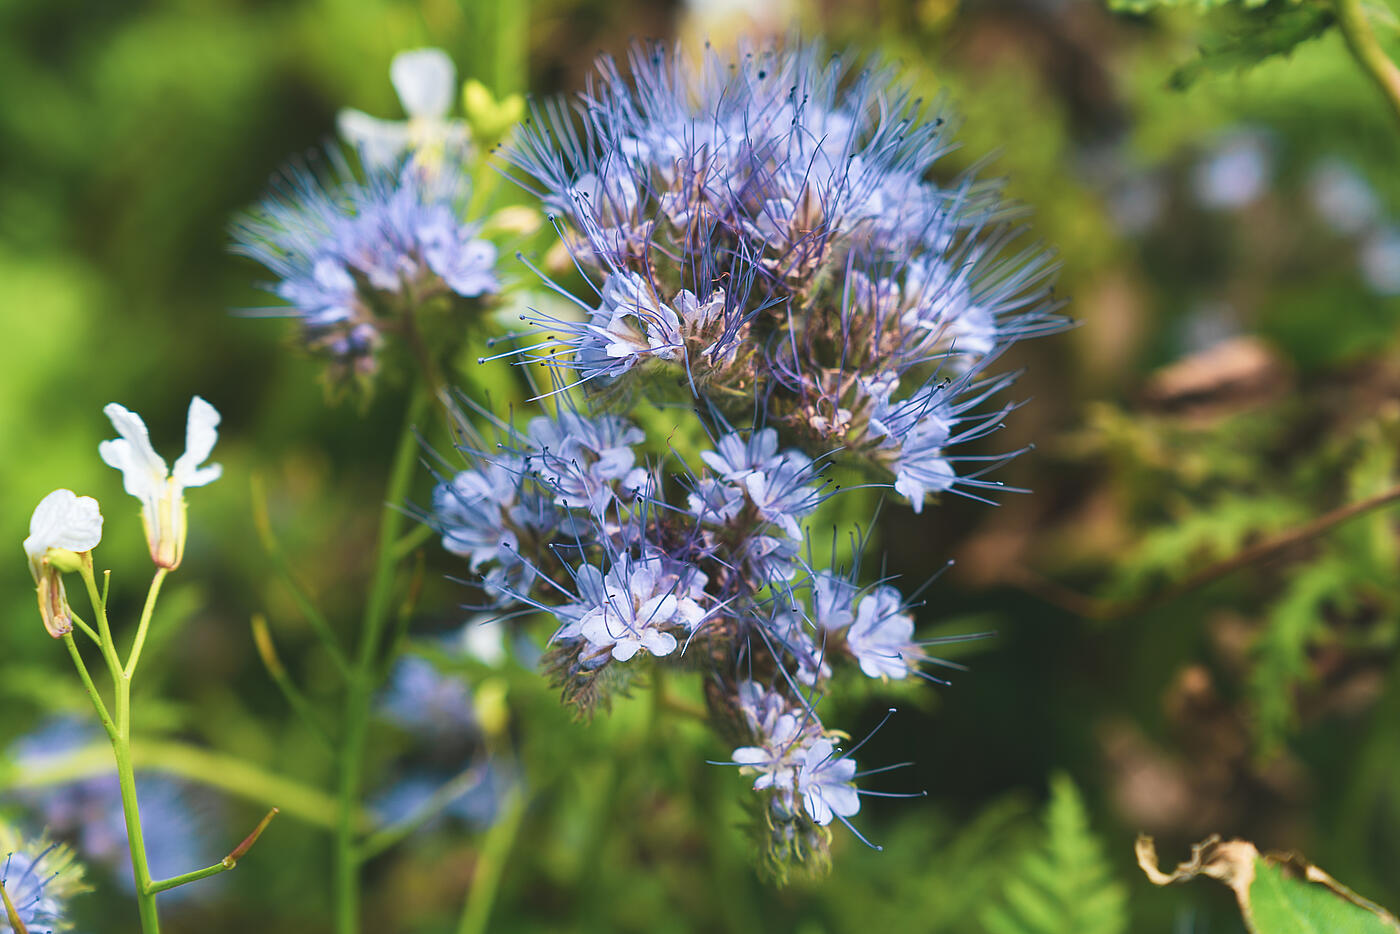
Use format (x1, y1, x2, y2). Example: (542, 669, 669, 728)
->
(172, 396, 222, 488)
(337, 109, 413, 169)
(24, 489, 103, 569)
(731, 746, 769, 766)
(641, 629, 677, 657)
(610, 639, 640, 662)
(99, 403, 167, 502)
(390, 48, 455, 119)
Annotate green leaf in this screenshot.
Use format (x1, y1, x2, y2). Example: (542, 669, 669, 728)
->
(1169, 2, 1336, 89)
(980, 774, 1128, 934)
(1250, 859, 1397, 933)
(1137, 836, 1400, 933)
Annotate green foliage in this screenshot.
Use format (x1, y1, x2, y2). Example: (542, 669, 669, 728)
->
(1116, 493, 1306, 597)
(1250, 556, 1354, 749)
(1249, 859, 1400, 933)
(980, 775, 1128, 934)
(1169, 2, 1336, 89)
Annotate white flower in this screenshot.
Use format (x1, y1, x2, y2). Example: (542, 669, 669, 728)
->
(337, 48, 471, 169)
(24, 489, 103, 637)
(99, 396, 221, 570)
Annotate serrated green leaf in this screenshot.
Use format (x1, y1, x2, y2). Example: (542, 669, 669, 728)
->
(1169, 1, 1335, 89)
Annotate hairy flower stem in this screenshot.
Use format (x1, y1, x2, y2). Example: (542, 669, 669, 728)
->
(334, 382, 430, 934)
(1334, 0, 1400, 130)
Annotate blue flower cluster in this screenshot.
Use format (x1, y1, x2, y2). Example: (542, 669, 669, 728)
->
(431, 40, 1066, 872)
(505, 41, 1063, 511)
(233, 151, 499, 386)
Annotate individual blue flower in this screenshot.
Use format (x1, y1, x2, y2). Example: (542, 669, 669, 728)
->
(432, 455, 527, 572)
(865, 371, 1022, 512)
(732, 685, 817, 817)
(700, 429, 821, 539)
(811, 571, 858, 632)
(523, 410, 648, 516)
(232, 152, 498, 378)
(796, 738, 860, 826)
(563, 552, 708, 662)
(844, 585, 919, 680)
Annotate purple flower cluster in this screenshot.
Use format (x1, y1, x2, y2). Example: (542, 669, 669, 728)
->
(505, 41, 1064, 509)
(431, 40, 1065, 873)
(233, 151, 499, 386)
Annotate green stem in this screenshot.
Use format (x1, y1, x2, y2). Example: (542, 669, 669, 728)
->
(334, 383, 430, 934)
(124, 568, 168, 679)
(78, 561, 122, 682)
(113, 676, 161, 932)
(1335, 0, 1400, 129)
(146, 862, 230, 895)
(63, 633, 116, 739)
(68, 610, 101, 646)
(147, 807, 279, 894)
(455, 789, 525, 934)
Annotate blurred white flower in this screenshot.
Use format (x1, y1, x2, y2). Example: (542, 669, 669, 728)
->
(99, 396, 221, 570)
(337, 48, 471, 169)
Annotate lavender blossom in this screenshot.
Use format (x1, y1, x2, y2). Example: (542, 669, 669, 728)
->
(845, 585, 921, 680)
(429, 38, 1063, 874)
(232, 151, 498, 384)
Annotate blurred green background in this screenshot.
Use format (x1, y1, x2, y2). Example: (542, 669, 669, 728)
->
(3, 0, 1400, 930)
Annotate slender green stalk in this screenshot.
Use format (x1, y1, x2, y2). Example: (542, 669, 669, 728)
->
(62, 633, 116, 738)
(113, 676, 161, 932)
(78, 562, 123, 682)
(68, 610, 100, 646)
(1335, 0, 1400, 128)
(333, 383, 430, 934)
(147, 808, 279, 894)
(124, 568, 168, 679)
(455, 789, 526, 934)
